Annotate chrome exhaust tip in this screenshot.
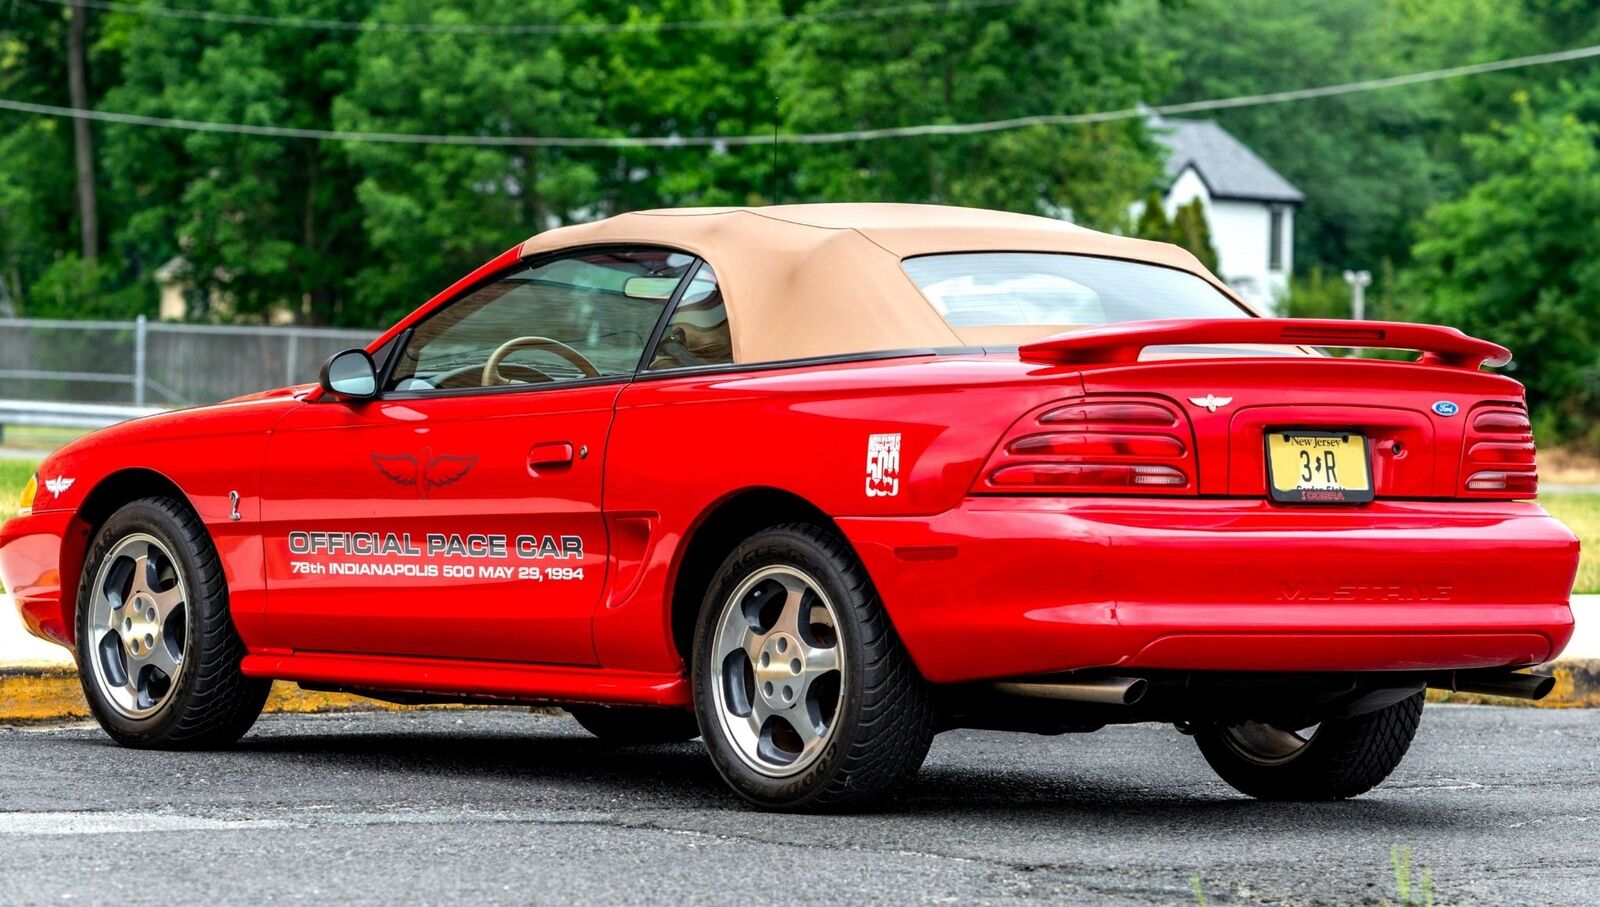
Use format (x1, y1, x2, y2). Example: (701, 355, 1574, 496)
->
(993, 676, 1149, 706)
(1429, 670, 1556, 701)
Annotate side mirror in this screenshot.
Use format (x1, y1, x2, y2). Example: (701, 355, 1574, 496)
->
(319, 349, 378, 401)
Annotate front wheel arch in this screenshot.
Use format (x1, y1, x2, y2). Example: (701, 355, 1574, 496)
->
(60, 467, 195, 646)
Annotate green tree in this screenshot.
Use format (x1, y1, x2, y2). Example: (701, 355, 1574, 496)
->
(98, 0, 371, 325)
(770, 0, 1165, 229)
(1402, 91, 1600, 447)
(1133, 192, 1218, 272)
(572, 0, 783, 211)
(1125, 0, 1600, 286)
(1169, 197, 1218, 272)
(335, 0, 607, 319)
(1132, 190, 1171, 242)
(1283, 266, 1349, 319)
(0, 2, 152, 318)
(0, 4, 87, 314)
(1122, 0, 1440, 277)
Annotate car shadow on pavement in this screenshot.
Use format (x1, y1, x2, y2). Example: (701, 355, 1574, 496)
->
(228, 720, 735, 801)
(901, 763, 1451, 834)
(130, 715, 1458, 830)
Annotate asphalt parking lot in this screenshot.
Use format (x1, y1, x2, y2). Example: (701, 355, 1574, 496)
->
(1, 706, 1596, 905)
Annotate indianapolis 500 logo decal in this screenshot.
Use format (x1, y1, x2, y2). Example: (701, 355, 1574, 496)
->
(865, 432, 901, 497)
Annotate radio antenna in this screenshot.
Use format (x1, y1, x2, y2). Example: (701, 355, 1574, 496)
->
(770, 94, 780, 204)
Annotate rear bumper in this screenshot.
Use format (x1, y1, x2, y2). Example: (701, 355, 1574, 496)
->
(0, 510, 75, 647)
(840, 498, 1580, 684)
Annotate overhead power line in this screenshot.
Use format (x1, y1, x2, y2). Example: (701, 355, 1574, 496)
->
(4, 42, 1600, 148)
(22, 0, 1028, 35)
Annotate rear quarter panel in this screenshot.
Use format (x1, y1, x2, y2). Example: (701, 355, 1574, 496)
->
(600, 354, 1083, 672)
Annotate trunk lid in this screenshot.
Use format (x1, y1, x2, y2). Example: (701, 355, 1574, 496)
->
(1015, 318, 1527, 500)
(1071, 356, 1527, 498)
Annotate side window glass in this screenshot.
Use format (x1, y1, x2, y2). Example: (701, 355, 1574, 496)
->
(647, 263, 732, 370)
(386, 250, 696, 393)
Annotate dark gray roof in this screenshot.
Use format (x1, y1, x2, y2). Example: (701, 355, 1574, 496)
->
(1154, 117, 1304, 204)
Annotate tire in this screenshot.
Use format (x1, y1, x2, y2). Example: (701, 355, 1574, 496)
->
(75, 496, 271, 749)
(1193, 692, 1425, 800)
(691, 522, 935, 811)
(568, 705, 701, 744)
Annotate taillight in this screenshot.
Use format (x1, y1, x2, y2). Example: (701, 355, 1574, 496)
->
(1460, 402, 1537, 498)
(974, 397, 1196, 495)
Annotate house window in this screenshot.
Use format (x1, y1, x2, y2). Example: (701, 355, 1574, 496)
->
(1268, 206, 1285, 272)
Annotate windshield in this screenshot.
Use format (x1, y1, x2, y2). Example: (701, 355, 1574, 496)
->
(901, 252, 1252, 332)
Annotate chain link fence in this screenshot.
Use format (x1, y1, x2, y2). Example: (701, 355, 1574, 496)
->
(0, 317, 377, 408)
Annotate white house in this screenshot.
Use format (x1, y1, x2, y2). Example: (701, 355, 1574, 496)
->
(1150, 116, 1304, 313)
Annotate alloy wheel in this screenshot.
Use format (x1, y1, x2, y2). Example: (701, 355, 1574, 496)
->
(709, 565, 846, 777)
(87, 534, 188, 719)
(1220, 721, 1321, 766)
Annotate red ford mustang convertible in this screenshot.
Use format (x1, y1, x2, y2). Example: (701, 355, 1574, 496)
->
(1, 205, 1579, 809)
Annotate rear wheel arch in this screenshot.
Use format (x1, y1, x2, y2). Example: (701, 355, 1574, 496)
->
(668, 487, 853, 666)
(690, 521, 937, 808)
(59, 468, 196, 644)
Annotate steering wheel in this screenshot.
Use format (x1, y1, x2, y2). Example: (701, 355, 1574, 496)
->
(482, 336, 601, 386)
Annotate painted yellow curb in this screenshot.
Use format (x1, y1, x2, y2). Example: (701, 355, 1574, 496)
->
(0, 667, 91, 722)
(0, 666, 413, 723)
(6, 662, 1598, 723)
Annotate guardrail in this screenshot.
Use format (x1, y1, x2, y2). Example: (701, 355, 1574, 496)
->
(0, 399, 165, 444)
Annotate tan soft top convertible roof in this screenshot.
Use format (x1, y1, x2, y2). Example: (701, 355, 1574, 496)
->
(518, 204, 1243, 365)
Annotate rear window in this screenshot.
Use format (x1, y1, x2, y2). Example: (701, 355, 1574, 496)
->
(901, 252, 1251, 329)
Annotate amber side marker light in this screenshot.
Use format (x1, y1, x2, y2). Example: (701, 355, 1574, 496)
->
(17, 473, 37, 515)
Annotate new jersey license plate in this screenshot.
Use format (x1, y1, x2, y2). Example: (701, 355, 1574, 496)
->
(1265, 430, 1373, 503)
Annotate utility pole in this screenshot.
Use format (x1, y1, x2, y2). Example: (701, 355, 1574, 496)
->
(1342, 269, 1371, 321)
(67, 0, 98, 263)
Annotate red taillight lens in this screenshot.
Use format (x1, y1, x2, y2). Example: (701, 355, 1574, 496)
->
(1472, 410, 1531, 433)
(989, 463, 1188, 488)
(1460, 402, 1537, 498)
(975, 397, 1196, 495)
(1007, 432, 1187, 459)
(1039, 402, 1177, 426)
(1465, 441, 1536, 465)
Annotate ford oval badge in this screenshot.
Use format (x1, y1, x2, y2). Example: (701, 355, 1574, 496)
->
(1432, 401, 1459, 417)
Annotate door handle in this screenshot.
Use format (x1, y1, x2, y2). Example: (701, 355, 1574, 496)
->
(528, 442, 576, 470)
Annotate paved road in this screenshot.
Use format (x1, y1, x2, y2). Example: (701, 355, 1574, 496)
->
(1, 707, 1597, 905)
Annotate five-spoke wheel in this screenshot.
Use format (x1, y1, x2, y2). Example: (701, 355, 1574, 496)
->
(87, 534, 188, 719)
(76, 497, 270, 749)
(710, 565, 845, 777)
(693, 523, 934, 810)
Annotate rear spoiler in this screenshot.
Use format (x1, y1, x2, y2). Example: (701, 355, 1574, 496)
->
(1017, 318, 1512, 370)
